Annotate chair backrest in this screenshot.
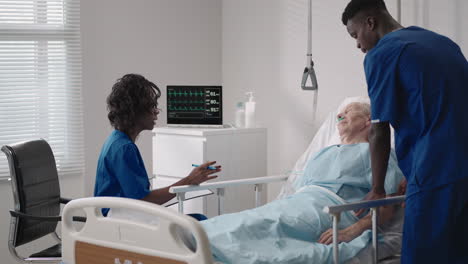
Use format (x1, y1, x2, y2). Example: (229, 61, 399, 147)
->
(1, 139, 61, 247)
(62, 197, 214, 264)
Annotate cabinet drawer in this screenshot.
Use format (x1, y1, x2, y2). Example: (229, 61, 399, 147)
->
(153, 134, 205, 177)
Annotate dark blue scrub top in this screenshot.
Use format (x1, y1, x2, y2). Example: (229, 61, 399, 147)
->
(364, 26, 468, 196)
(94, 130, 151, 214)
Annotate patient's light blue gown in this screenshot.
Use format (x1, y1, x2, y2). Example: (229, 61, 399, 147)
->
(201, 143, 403, 264)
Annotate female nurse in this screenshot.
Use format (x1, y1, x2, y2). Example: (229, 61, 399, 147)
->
(94, 74, 221, 219)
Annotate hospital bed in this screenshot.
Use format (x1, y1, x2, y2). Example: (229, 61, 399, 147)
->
(169, 96, 405, 264)
(62, 96, 405, 264)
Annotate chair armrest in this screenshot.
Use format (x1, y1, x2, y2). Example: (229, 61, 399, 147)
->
(169, 175, 288, 194)
(72, 216, 87, 222)
(10, 210, 61, 222)
(323, 195, 406, 215)
(59, 198, 87, 222)
(60, 197, 73, 204)
(10, 210, 87, 222)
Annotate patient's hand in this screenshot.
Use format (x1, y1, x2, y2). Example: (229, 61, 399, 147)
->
(317, 226, 362, 245)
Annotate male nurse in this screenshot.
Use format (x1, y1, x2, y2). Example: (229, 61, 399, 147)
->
(341, 0, 468, 263)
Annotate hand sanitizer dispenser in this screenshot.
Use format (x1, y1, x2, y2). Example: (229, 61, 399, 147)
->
(235, 102, 245, 128)
(245, 92, 256, 128)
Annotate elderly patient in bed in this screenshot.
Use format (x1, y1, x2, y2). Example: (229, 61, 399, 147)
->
(199, 102, 405, 264)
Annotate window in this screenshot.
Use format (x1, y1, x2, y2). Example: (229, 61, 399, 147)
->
(0, 0, 84, 179)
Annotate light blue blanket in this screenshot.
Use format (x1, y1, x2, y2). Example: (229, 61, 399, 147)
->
(201, 143, 404, 264)
(295, 143, 402, 202)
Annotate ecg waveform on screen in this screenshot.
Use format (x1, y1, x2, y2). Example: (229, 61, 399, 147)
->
(167, 86, 221, 119)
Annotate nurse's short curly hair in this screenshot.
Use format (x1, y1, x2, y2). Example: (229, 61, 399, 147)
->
(107, 74, 161, 132)
(342, 0, 388, 26)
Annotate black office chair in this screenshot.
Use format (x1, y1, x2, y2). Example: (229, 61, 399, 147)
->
(1, 139, 85, 263)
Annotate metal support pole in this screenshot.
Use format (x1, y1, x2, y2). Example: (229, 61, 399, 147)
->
(397, 0, 401, 23)
(371, 207, 379, 264)
(332, 213, 340, 264)
(254, 184, 263, 207)
(217, 188, 225, 215)
(177, 193, 185, 213)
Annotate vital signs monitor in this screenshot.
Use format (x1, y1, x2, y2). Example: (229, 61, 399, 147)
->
(166, 85, 223, 127)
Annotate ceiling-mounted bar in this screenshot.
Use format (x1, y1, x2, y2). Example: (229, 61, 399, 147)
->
(301, 0, 318, 91)
(307, 0, 312, 57)
(397, 0, 401, 23)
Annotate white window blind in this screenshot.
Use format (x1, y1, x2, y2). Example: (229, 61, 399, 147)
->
(0, 0, 84, 179)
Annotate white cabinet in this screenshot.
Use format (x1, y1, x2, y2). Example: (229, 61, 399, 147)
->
(152, 127, 267, 217)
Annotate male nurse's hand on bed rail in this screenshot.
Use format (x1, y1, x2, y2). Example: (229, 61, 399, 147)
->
(354, 188, 386, 217)
(381, 178, 407, 208)
(180, 161, 221, 185)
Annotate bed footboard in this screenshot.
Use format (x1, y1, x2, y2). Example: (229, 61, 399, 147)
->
(62, 197, 214, 264)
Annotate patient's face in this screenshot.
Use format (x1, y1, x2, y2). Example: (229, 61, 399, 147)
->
(336, 103, 370, 137)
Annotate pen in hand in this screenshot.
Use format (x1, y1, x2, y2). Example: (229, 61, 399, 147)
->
(192, 164, 217, 170)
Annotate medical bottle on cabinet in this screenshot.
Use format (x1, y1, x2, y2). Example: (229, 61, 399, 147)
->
(235, 102, 245, 128)
(245, 92, 256, 128)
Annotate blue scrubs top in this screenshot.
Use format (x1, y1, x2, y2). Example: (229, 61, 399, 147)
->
(94, 130, 151, 214)
(365, 26, 468, 196)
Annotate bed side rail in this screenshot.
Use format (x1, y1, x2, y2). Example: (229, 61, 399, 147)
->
(169, 175, 288, 214)
(323, 195, 405, 264)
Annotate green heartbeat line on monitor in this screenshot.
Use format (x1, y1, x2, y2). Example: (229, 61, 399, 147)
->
(169, 100, 205, 104)
(168, 91, 204, 97)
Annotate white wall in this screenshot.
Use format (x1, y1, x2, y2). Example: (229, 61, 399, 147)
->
(222, 0, 369, 197)
(0, 0, 221, 262)
(401, 0, 468, 49)
(78, 0, 468, 198)
(0, 0, 466, 261)
(221, 0, 468, 201)
(80, 0, 222, 196)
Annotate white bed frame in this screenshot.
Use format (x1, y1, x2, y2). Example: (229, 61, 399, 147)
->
(61, 182, 404, 264)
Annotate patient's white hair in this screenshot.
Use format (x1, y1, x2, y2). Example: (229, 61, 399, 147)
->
(350, 102, 371, 117)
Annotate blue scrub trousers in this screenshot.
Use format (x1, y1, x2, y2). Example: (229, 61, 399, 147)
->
(402, 178, 468, 264)
(188, 213, 208, 221)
